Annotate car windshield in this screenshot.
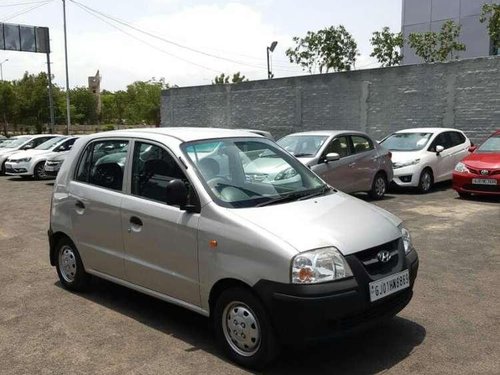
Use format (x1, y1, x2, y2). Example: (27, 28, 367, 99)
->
(35, 136, 66, 150)
(182, 138, 328, 208)
(381, 132, 432, 151)
(477, 135, 500, 153)
(277, 135, 328, 157)
(0, 136, 31, 148)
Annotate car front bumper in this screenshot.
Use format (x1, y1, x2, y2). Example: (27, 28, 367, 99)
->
(391, 165, 422, 187)
(44, 163, 62, 177)
(254, 249, 419, 345)
(4, 161, 32, 175)
(453, 172, 500, 195)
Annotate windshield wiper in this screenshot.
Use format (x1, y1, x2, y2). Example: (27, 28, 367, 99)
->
(297, 186, 332, 200)
(293, 153, 313, 157)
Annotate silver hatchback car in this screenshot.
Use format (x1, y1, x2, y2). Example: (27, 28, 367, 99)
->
(278, 131, 393, 199)
(49, 128, 418, 369)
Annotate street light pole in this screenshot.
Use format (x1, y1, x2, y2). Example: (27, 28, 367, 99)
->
(266, 41, 278, 79)
(0, 59, 8, 81)
(62, 0, 71, 134)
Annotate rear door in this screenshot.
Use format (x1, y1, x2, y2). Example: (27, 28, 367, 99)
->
(448, 131, 470, 165)
(121, 140, 201, 306)
(311, 135, 356, 192)
(68, 139, 129, 279)
(348, 135, 379, 192)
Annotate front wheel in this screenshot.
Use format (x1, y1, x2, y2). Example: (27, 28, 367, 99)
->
(368, 173, 387, 200)
(33, 161, 47, 180)
(214, 288, 279, 370)
(418, 169, 433, 194)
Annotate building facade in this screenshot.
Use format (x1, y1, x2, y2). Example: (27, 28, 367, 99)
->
(402, 0, 499, 65)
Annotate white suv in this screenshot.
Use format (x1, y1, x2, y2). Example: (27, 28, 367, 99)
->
(380, 128, 471, 193)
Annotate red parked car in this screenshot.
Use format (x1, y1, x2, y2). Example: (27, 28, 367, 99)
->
(453, 130, 500, 198)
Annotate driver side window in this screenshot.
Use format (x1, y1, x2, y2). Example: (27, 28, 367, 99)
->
(323, 136, 350, 158)
(131, 142, 188, 204)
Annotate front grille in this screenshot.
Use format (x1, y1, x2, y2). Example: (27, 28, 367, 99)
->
(354, 239, 400, 276)
(467, 167, 500, 176)
(463, 184, 500, 192)
(5, 167, 27, 173)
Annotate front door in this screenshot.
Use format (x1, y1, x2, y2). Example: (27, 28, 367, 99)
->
(348, 135, 379, 192)
(121, 141, 201, 306)
(428, 132, 455, 181)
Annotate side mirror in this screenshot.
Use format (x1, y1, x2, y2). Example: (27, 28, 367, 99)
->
(435, 145, 444, 154)
(468, 146, 477, 153)
(166, 179, 198, 212)
(325, 153, 340, 163)
(22, 144, 33, 150)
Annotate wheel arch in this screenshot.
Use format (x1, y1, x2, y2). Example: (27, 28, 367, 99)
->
(49, 231, 76, 266)
(208, 278, 254, 318)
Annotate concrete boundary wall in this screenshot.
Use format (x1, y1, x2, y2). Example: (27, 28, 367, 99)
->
(161, 57, 500, 143)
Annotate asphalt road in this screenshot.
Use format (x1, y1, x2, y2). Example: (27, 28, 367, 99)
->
(0, 176, 498, 374)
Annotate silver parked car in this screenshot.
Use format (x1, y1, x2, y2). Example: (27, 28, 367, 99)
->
(49, 128, 418, 369)
(277, 130, 393, 199)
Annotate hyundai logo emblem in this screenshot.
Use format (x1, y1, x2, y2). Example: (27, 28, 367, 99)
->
(480, 170, 489, 176)
(377, 250, 392, 263)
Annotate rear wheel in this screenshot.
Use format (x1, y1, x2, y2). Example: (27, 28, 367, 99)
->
(55, 238, 90, 291)
(368, 172, 387, 200)
(33, 161, 47, 180)
(0, 160, 6, 175)
(418, 169, 433, 194)
(214, 287, 279, 370)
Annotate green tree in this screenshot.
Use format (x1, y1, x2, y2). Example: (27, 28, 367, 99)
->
(480, 3, 500, 54)
(408, 20, 466, 63)
(0, 81, 17, 136)
(124, 78, 168, 125)
(70, 87, 97, 124)
(370, 27, 404, 67)
(286, 25, 359, 73)
(212, 72, 249, 84)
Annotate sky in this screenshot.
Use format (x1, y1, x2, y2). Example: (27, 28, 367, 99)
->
(0, 0, 402, 91)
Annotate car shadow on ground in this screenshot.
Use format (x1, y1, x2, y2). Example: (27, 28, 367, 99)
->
(388, 180, 453, 195)
(55, 278, 426, 374)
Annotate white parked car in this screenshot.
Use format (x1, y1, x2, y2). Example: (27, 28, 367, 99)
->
(0, 134, 59, 175)
(5, 136, 77, 179)
(380, 128, 471, 193)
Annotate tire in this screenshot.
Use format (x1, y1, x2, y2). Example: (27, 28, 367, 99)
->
(33, 161, 47, 180)
(368, 172, 387, 200)
(458, 192, 471, 199)
(0, 160, 6, 175)
(214, 287, 279, 370)
(55, 237, 90, 292)
(418, 169, 433, 194)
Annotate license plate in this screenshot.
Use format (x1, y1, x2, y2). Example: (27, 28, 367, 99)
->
(45, 166, 55, 171)
(369, 270, 410, 302)
(472, 178, 497, 185)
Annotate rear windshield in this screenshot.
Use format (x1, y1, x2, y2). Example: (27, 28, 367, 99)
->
(381, 132, 432, 151)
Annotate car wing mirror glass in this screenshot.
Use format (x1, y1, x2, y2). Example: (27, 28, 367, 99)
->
(325, 153, 340, 162)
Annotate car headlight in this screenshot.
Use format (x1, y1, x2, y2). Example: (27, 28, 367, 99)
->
(454, 162, 469, 173)
(275, 167, 298, 181)
(399, 224, 413, 255)
(12, 157, 31, 162)
(291, 247, 353, 284)
(393, 159, 420, 169)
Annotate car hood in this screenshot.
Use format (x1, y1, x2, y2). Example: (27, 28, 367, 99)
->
(0, 147, 19, 155)
(462, 152, 500, 169)
(231, 192, 402, 255)
(390, 150, 423, 163)
(7, 149, 50, 160)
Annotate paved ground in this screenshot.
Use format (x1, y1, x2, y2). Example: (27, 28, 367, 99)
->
(0, 176, 498, 375)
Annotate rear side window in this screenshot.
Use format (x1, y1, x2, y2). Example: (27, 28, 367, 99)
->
(75, 140, 129, 191)
(449, 132, 466, 147)
(131, 142, 187, 204)
(351, 135, 374, 154)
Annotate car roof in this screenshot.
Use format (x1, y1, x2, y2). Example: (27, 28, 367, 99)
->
(282, 130, 369, 137)
(92, 127, 262, 142)
(395, 128, 463, 134)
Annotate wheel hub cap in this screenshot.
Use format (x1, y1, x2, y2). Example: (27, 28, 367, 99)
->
(375, 177, 386, 196)
(222, 302, 261, 356)
(59, 246, 77, 282)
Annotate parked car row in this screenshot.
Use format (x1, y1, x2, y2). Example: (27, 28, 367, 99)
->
(0, 134, 77, 179)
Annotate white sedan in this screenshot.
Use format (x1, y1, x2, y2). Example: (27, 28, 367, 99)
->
(5, 136, 78, 179)
(380, 128, 471, 193)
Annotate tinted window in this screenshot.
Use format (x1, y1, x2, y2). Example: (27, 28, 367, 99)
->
(351, 135, 374, 154)
(32, 137, 54, 148)
(131, 142, 187, 204)
(429, 132, 452, 151)
(449, 131, 466, 147)
(75, 140, 128, 191)
(55, 138, 77, 152)
(324, 136, 350, 158)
